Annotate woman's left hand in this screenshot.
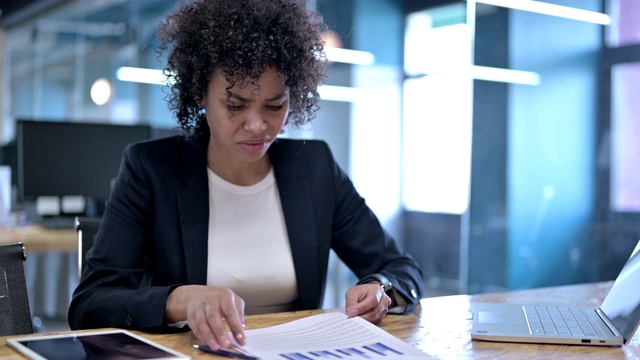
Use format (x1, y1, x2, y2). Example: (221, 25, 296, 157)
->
(344, 283, 392, 325)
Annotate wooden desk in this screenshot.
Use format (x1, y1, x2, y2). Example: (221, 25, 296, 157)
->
(0, 225, 76, 253)
(1, 281, 639, 359)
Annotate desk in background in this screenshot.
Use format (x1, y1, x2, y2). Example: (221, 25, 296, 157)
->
(0, 225, 76, 253)
(1, 281, 639, 359)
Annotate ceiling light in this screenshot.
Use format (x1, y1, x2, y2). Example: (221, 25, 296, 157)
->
(471, 66, 540, 85)
(116, 67, 169, 85)
(473, 0, 611, 25)
(324, 47, 375, 66)
(318, 85, 367, 102)
(416, 65, 540, 86)
(90, 78, 112, 105)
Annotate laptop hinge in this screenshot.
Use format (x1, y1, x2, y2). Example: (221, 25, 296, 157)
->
(596, 308, 623, 338)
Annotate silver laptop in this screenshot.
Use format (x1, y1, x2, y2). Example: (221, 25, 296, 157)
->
(471, 239, 640, 346)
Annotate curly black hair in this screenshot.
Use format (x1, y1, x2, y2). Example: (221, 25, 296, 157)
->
(156, 0, 328, 136)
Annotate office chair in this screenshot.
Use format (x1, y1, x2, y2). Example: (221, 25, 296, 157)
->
(0, 242, 33, 336)
(74, 217, 102, 279)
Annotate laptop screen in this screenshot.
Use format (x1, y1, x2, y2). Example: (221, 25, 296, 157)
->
(600, 241, 640, 340)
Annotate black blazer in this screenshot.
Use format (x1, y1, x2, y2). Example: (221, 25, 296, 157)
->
(69, 135, 423, 332)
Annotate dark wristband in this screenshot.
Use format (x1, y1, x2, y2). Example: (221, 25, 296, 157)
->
(357, 273, 392, 292)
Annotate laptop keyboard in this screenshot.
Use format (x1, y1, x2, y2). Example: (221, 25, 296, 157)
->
(524, 306, 607, 337)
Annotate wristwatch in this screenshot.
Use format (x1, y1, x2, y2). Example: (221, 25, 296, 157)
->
(357, 273, 393, 293)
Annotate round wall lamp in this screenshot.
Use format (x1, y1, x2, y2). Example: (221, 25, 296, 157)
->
(90, 77, 112, 106)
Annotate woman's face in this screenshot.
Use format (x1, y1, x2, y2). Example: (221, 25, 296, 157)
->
(203, 67, 290, 167)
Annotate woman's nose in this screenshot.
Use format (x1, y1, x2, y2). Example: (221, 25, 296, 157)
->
(243, 113, 267, 134)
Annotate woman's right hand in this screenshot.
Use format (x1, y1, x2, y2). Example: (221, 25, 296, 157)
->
(166, 285, 246, 350)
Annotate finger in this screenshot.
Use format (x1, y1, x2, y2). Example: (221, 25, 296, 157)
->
(369, 307, 389, 325)
(188, 305, 223, 351)
(346, 289, 381, 317)
(222, 296, 246, 346)
(344, 291, 362, 317)
(346, 300, 376, 317)
(358, 300, 389, 325)
(204, 304, 235, 349)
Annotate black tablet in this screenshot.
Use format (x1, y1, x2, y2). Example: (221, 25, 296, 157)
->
(7, 329, 191, 360)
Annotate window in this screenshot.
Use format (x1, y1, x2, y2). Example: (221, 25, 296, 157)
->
(610, 62, 640, 212)
(606, 0, 640, 47)
(602, 0, 640, 214)
(402, 4, 472, 214)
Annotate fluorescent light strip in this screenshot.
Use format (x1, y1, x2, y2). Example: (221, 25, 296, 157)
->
(418, 65, 540, 86)
(324, 47, 375, 66)
(471, 65, 540, 85)
(117, 48, 376, 87)
(116, 69, 366, 103)
(474, 0, 611, 25)
(116, 67, 169, 85)
(117, 50, 374, 88)
(318, 85, 367, 102)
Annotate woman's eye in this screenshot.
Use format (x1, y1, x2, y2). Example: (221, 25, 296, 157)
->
(267, 105, 284, 111)
(227, 103, 244, 111)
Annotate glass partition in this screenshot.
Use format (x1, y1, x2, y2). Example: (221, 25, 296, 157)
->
(402, 0, 624, 295)
(606, 0, 640, 47)
(610, 62, 640, 212)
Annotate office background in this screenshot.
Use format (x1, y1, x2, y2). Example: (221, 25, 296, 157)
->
(0, 0, 639, 330)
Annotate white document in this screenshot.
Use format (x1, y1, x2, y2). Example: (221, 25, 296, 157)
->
(234, 312, 432, 359)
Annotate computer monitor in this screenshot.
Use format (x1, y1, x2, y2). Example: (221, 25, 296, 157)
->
(16, 119, 151, 216)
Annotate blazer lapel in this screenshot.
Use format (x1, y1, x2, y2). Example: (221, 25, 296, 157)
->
(270, 140, 321, 309)
(176, 136, 209, 285)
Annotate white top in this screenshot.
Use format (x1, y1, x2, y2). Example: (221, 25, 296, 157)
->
(206, 167, 298, 314)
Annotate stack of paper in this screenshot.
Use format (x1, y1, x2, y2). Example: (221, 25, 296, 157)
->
(233, 312, 432, 359)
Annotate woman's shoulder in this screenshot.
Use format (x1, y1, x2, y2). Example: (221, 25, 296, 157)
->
(270, 138, 338, 176)
(271, 138, 331, 157)
(130, 133, 183, 147)
(126, 134, 196, 155)
(123, 134, 205, 167)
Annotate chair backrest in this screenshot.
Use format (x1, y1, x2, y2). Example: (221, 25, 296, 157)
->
(74, 217, 102, 279)
(0, 242, 33, 336)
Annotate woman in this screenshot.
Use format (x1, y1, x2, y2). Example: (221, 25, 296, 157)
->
(69, 0, 424, 351)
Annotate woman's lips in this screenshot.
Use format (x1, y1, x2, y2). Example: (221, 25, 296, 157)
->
(239, 140, 269, 153)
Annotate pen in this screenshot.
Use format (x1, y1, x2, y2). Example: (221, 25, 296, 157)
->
(193, 345, 259, 360)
